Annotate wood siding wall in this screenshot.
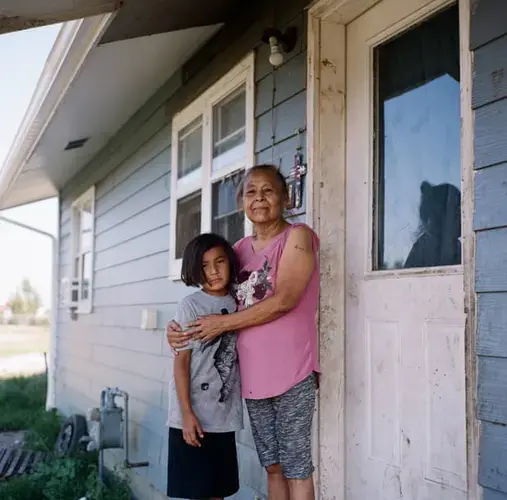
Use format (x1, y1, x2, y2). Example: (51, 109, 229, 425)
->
(56, 0, 310, 498)
(471, 1, 507, 498)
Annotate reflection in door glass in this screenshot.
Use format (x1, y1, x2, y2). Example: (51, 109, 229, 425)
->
(373, 5, 461, 271)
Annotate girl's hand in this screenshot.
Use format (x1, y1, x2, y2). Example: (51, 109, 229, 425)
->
(187, 314, 227, 343)
(182, 411, 204, 447)
(166, 320, 192, 355)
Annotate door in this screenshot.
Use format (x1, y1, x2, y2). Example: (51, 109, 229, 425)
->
(345, 1, 467, 499)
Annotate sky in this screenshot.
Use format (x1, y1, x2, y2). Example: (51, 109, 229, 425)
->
(0, 24, 61, 309)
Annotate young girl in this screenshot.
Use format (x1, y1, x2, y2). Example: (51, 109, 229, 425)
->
(167, 233, 243, 500)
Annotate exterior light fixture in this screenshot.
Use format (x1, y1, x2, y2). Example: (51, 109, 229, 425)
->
(261, 27, 298, 67)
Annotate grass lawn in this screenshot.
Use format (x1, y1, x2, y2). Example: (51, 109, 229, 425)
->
(0, 374, 59, 449)
(0, 325, 49, 359)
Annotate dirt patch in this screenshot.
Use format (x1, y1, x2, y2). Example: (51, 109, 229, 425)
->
(0, 353, 46, 379)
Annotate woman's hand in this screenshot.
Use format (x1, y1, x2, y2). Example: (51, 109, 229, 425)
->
(166, 320, 192, 355)
(187, 314, 227, 344)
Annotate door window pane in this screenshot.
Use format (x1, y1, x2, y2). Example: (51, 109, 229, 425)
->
(176, 191, 202, 259)
(178, 117, 203, 179)
(373, 5, 461, 270)
(212, 170, 244, 244)
(212, 86, 246, 159)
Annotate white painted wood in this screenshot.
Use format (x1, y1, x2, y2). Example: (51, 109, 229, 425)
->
(308, 0, 478, 497)
(345, 1, 467, 499)
(70, 185, 95, 314)
(458, 1, 479, 498)
(307, 8, 347, 499)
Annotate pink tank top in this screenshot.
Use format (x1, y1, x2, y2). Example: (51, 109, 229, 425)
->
(234, 223, 320, 399)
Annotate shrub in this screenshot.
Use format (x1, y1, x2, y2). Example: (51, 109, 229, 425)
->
(0, 453, 131, 500)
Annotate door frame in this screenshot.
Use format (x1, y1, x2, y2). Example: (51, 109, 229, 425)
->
(306, 0, 478, 498)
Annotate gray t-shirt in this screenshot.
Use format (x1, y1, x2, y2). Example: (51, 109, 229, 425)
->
(167, 290, 243, 433)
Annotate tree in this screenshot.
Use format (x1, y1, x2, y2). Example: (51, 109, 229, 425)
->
(21, 278, 41, 314)
(7, 292, 24, 315)
(7, 278, 41, 316)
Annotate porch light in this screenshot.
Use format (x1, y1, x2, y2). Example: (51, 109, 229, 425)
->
(261, 27, 298, 67)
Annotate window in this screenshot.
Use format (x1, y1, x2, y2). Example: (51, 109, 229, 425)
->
(71, 186, 95, 313)
(178, 117, 202, 179)
(372, 6, 461, 271)
(170, 53, 254, 277)
(212, 86, 246, 170)
(176, 191, 202, 259)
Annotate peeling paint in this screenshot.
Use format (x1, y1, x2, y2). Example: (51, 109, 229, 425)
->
(321, 58, 337, 73)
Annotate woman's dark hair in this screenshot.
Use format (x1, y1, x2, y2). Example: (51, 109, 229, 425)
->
(180, 233, 240, 289)
(236, 164, 289, 206)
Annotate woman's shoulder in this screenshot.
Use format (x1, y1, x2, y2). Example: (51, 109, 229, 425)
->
(285, 223, 320, 250)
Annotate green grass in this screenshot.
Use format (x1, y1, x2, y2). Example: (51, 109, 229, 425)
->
(0, 373, 132, 500)
(0, 374, 55, 435)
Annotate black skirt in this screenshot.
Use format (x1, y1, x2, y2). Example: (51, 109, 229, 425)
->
(167, 427, 239, 499)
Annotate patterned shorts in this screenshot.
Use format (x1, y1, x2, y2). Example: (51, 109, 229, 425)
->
(245, 373, 317, 479)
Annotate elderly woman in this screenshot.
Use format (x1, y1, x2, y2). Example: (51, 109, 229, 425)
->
(167, 164, 320, 500)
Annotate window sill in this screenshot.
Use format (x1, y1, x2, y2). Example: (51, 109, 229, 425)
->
(363, 264, 463, 281)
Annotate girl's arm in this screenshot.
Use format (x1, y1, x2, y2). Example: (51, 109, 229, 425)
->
(174, 351, 193, 415)
(174, 350, 204, 447)
(189, 226, 316, 341)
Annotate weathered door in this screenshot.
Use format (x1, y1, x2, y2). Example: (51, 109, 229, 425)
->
(345, 1, 467, 498)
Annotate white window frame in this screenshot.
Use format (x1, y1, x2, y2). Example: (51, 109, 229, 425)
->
(70, 185, 95, 314)
(169, 53, 255, 279)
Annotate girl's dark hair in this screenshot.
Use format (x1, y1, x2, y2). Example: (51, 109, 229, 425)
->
(180, 233, 240, 288)
(236, 164, 289, 205)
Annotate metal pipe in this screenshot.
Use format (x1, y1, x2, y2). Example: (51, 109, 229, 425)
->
(97, 387, 149, 482)
(118, 389, 148, 468)
(98, 388, 106, 483)
(0, 215, 59, 410)
(122, 390, 129, 468)
(98, 448, 104, 482)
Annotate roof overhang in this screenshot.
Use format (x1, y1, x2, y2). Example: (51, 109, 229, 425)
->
(0, 11, 224, 209)
(99, 0, 240, 44)
(0, 0, 241, 38)
(0, 0, 119, 34)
